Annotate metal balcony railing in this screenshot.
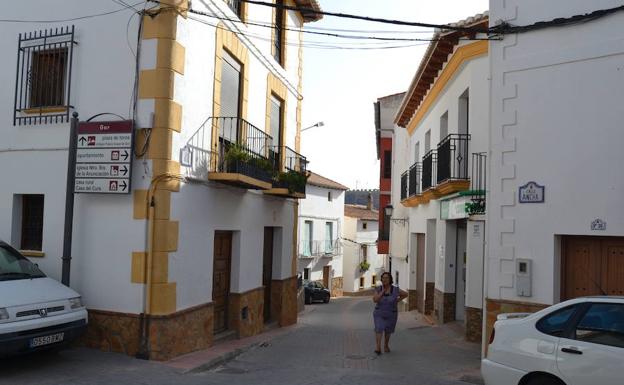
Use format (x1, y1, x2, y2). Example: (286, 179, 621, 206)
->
(400, 171, 408, 201)
(185, 117, 274, 183)
(270, 145, 307, 194)
(299, 240, 341, 258)
(467, 153, 487, 215)
(437, 134, 471, 184)
(408, 162, 421, 197)
(421, 150, 437, 191)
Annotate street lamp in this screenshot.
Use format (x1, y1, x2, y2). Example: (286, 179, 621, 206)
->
(301, 121, 324, 132)
(384, 205, 408, 226)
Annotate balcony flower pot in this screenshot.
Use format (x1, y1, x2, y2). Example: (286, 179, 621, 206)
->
(276, 170, 308, 194)
(359, 261, 370, 272)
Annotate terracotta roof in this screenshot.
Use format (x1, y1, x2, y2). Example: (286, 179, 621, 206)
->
(344, 204, 378, 221)
(307, 171, 349, 191)
(294, 0, 323, 23)
(394, 12, 488, 128)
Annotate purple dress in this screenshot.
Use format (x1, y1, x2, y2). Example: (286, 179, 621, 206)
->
(373, 285, 399, 333)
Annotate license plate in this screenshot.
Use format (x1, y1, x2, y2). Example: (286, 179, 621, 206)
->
(30, 332, 64, 348)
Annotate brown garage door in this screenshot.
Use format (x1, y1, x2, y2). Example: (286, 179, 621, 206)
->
(562, 236, 624, 300)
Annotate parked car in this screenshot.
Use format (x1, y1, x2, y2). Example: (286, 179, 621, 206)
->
(482, 296, 624, 385)
(0, 241, 88, 356)
(304, 281, 330, 304)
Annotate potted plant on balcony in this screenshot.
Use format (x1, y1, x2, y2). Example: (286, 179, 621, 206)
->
(224, 143, 250, 173)
(276, 170, 308, 194)
(359, 261, 370, 272)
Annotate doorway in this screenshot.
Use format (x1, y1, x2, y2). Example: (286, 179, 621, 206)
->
(416, 233, 426, 313)
(455, 221, 467, 321)
(323, 265, 330, 289)
(263, 227, 274, 323)
(213, 231, 233, 333)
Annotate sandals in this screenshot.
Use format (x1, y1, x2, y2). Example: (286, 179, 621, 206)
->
(374, 350, 381, 356)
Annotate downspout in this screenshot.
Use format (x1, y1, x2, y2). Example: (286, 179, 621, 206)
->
(137, 194, 156, 359)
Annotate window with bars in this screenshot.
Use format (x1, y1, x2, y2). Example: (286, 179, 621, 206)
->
(20, 195, 45, 251)
(273, 0, 285, 66)
(383, 150, 392, 178)
(14, 26, 76, 125)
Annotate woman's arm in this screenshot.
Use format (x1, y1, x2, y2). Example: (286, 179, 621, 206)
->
(397, 288, 409, 302)
(372, 287, 383, 303)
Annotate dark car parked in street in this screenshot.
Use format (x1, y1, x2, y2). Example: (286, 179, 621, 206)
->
(304, 281, 330, 304)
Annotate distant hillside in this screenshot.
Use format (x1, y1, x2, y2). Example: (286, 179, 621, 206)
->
(345, 189, 379, 210)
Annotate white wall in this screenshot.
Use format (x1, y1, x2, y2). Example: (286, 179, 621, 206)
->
(342, 217, 383, 292)
(488, 0, 624, 305)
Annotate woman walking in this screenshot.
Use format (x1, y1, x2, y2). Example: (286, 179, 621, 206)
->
(372, 272, 408, 355)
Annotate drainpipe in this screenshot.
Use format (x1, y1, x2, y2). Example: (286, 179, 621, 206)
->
(137, 193, 156, 359)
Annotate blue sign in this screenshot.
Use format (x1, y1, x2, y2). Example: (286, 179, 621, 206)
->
(518, 181, 545, 203)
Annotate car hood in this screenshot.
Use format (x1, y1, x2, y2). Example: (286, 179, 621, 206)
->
(0, 277, 80, 308)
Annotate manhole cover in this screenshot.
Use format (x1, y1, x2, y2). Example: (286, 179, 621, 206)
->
(345, 354, 367, 360)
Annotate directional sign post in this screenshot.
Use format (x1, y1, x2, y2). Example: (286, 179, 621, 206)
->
(74, 120, 134, 194)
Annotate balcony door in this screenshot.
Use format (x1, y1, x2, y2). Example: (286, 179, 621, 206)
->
(325, 222, 333, 253)
(303, 221, 313, 257)
(220, 51, 242, 143)
(269, 95, 283, 169)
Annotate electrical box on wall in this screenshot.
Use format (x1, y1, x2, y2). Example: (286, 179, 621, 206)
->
(516, 259, 532, 297)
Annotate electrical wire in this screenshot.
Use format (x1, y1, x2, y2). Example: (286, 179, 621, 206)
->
(0, 1, 146, 23)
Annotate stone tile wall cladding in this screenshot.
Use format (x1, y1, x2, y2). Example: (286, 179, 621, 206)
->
(433, 289, 456, 324)
(83, 303, 214, 361)
(229, 287, 265, 338)
(424, 282, 434, 315)
(408, 289, 418, 311)
(331, 276, 343, 297)
(271, 276, 298, 327)
(465, 307, 483, 343)
(486, 299, 548, 350)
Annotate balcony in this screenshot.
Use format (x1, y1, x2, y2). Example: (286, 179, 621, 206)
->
(298, 240, 341, 259)
(421, 150, 440, 203)
(401, 162, 424, 207)
(186, 117, 274, 189)
(264, 145, 308, 199)
(460, 152, 487, 215)
(436, 134, 471, 196)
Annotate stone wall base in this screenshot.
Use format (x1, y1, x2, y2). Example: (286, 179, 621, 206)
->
(83, 302, 214, 361)
(485, 298, 548, 349)
(408, 289, 418, 311)
(433, 289, 456, 324)
(465, 307, 483, 343)
(271, 276, 298, 327)
(331, 276, 343, 297)
(229, 287, 264, 338)
(424, 282, 434, 315)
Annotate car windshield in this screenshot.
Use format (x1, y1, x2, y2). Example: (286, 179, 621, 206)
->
(0, 244, 46, 281)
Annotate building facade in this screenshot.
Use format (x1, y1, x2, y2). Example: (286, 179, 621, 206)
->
(392, 14, 489, 341)
(342, 201, 384, 295)
(297, 172, 348, 297)
(0, 0, 321, 360)
(486, 0, 624, 351)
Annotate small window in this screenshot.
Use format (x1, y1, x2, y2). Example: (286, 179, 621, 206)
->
(225, 0, 244, 20)
(574, 303, 624, 348)
(536, 305, 579, 337)
(19, 195, 45, 251)
(395, 271, 399, 286)
(359, 276, 365, 288)
(371, 275, 377, 287)
(273, 0, 285, 66)
(328, 191, 332, 202)
(303, 268, 310, 280)
(362, 222, 367, 230)
(361, 245, 368, 259)
(383, 150, 392, 178)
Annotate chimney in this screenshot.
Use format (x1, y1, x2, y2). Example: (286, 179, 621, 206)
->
(366, 193, 373, 210)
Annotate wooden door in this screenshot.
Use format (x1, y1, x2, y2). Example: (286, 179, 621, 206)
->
(416, 233, 426, 313)
(323, 266, 330, 289)
(213, 231, 232, 333)
(601, 238, 624, 296)
(263, 228, 274, 323)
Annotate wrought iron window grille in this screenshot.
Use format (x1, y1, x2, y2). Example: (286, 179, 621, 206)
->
(13, 25, 77, 125)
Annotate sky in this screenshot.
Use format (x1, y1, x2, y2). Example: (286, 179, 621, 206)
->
(300, 0, 488, 190)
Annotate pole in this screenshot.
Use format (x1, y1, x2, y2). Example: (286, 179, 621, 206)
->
(61, 112, 79, 286)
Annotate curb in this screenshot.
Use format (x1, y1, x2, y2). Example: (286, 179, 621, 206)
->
(183, 341, 262, 374)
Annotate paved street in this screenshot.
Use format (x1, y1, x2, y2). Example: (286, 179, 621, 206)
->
(0, 297, 482, 385)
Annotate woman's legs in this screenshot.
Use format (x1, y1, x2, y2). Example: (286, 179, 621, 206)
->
(384, 332, 391, 352)
(375, 332, 382, 353)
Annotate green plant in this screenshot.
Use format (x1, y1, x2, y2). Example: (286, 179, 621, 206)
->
(359, 261, 370, 272)
(248, 156, 274, 173)
(224, 143, 250, 164)
(277, 170, 308, 194)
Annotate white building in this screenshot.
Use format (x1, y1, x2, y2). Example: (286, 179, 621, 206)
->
(297, 172, 348, 296)
(0, 0, 321, 360)
(486, 0, 624, 349)
(342, 201, 385, 295)
(392, 13, 489, 341)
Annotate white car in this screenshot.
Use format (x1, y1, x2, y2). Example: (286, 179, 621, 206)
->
(482, 297, 624, 385)
(0, 241, 88, 356)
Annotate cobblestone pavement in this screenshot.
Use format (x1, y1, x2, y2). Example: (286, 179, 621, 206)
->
(0, 297, 483, 385)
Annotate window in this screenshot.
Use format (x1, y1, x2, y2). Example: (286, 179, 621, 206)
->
(383, 150, 392, 178)
(362, 222, 367, 230)
(361, 245, 368, 260)
(440, 111, 448, 141)
(303, 268, 310, 280)
(424, 130, 431, 152)
(371, 275, 377, 287)
(574, 303, 624, 348)
(269, 95, 284, 168)
(395, 271, 399, 286)
(273, 0, 285, 65)
(381, 210, 390, 241)
(328, 191, 332, 202)
(325, 222, 333, 253)
(17, 195, 45, 251)
(536, 305, 579, 337)
(225, 0, 244, 20)
(219, 51, 243, 142)
(303, 221, 313, 256)
(415, 142, 420, 163)
(14, 26, 76, 125)
(359, 276, 365, 288)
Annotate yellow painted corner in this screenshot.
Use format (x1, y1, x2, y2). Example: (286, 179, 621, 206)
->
(154, 99, 182, 132)
(156, 39, 186, 75)
(153, 220, 179, 252)
(142, 11, 178, 40)
(146, 128, 174, 160)
(133, 189, 148, 219)
(138, 69, 175, 100)
(150, 282, 177, 315)
(152, 159, 180, 176)
(151, 252, 170, 284)
(153, 189, 171, 220)
(131, 252, 147, 283)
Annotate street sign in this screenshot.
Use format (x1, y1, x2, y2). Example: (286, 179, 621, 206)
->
(74, 120, 133, 194)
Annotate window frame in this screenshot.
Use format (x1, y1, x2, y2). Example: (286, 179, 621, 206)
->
(572, 302, 624, 348)
(272, 0, 285, 66)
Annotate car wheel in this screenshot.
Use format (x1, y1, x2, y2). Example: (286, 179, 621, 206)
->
(305, 294, 312, 305)
(526, 374, 566, 385)
(323, 295, 330, 303)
